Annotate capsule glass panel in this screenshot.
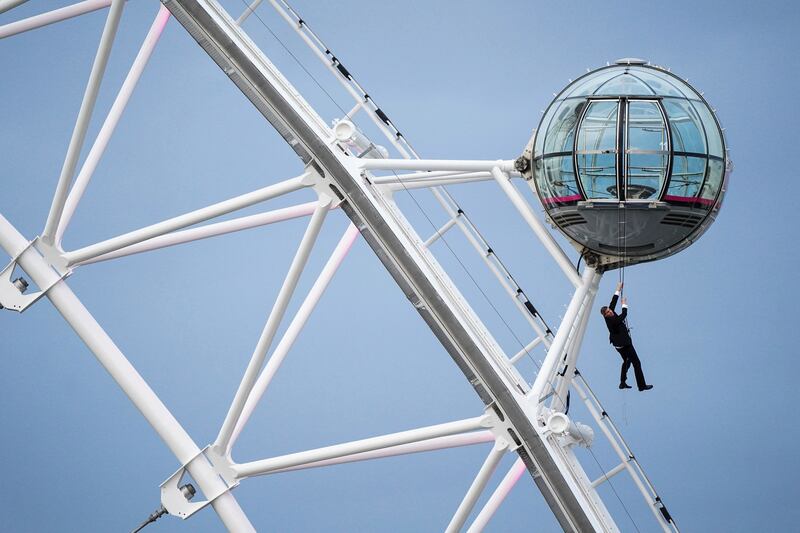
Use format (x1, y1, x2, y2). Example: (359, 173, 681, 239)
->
(663, 100, 706, 153)
(576, 100, 618, 199)
(626, 101, 668, 200)
(700, 159, 725, 201)
(666, 156, 706, 200)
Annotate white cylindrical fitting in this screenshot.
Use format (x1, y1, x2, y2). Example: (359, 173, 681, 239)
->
(333, 119, 388, 159)
(546, 412, 594, 447)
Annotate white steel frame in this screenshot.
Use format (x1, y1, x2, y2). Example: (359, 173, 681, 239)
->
(0, 1, 678, 531)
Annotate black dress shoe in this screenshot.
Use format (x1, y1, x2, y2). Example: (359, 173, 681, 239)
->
(638, 384, 654, 391)
(618, 383, 632, 389)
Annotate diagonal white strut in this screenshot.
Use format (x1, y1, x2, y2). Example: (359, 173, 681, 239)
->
(53, 4, 171, 246)
(232, 416, 488, 478)
(229, 223, 360, 448)
(62, 174, 307, 265)
(271, 430, 496, 474)
(41, 0, 125, 244)
(446, 439, 509, 533)
(466, 458, 527, 533)
(0, 0, 28, 15)
(77, 201, 328, 266)
(215, 198, 330, 453)
(0, 0, 115, 39)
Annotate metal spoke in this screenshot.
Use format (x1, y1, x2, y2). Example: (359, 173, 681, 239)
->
(0, 0, 113, 39)
(54, 5, 170, 245)
(215, 199, 330, 453)
(229, 223, 359, 448)
(42, 0, 125, 243)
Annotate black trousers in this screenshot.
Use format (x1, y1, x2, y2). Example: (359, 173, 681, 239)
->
(614, 344, 647, 388)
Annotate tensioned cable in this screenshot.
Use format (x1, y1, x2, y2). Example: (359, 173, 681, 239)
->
(237, 3, 643, 529)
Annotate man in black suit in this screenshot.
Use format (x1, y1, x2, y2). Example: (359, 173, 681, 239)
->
(600, 282, 653, 391)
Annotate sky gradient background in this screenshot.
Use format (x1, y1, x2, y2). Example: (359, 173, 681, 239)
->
(1, 1, 798, 531)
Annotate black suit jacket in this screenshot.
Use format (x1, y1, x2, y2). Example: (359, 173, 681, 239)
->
(604, 294, 632, 347)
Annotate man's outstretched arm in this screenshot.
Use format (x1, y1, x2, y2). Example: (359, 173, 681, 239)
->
(619, 296, 628, 320)
(609, 281, 623, 310)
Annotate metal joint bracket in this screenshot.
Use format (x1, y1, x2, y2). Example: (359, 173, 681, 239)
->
(160, 445, 240, 520)
(301, 164, 344, 207)
(0, 237, 71, 312)
(483, 405, 516, 450)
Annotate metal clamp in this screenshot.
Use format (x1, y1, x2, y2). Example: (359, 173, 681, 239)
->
(160, 446, 240, 520)
(0, 237, 71, 313)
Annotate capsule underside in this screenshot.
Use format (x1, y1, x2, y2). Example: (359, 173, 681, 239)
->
(530, 63, 730, 267)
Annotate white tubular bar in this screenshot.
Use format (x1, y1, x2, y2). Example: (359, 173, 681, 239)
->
(77, 201, 324, 266)
(466, 458, 527, 533)
(229, 223, 360, 447)
(386, 173, 495, 192)
(551, 283, 598, 410)
(214, 199, 330, 453)
(370, 169, 484, 185)
(0, 0, 112, 39)
(345, 100, 364, 118)
(528, 266, 597, 402)
(232, 416, 487, 479)
(491, 167, 582, 288)
(235, 0, 262, 24)
(0, 215, 255, 532)
(274, 430, 495, 474)
(55, 5, 170, 245)
(42, 0, 125, 243)
(590, 461, 629, 488)
(63, 175, 307, 265)
(423, 216, 460, 247)
(509, 337, 543, 365)
(360, 158, 516, 173)
(0, 0, 27, 16)
(446, 440, 509, 533)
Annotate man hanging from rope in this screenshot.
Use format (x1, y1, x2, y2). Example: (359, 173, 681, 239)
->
(600, 282, 653, 391)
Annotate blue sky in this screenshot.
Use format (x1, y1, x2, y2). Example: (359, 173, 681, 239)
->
(1, 1, 798, 531)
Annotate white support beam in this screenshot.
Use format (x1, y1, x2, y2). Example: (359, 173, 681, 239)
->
(0, 0, 113, 39)
(551, 285, 598, 410)
(385, 172, 494, 192)
(446, 440, 509, 533)
(235, 0, 262, 25)
(423, 216, 460, 248)
(214, 199, 330, 453)
(509, 337, 543, 365)
(528, 266, 598, 403)
(229, 223, 360, 448)
(62, 174, 307, 265)
(360, 158, 517, 173)
(0, 0, 28, 16)
(55, 5, 170, 245)
(77, 201, 325, 265)
(42, 0, 125, 243)
(274, 430, 495, 474)
(466, 458, 526, 533)
(591, 461, 629, 488)
(370, 169, 484, 185)
(491, 166, 582, 288)
(232, 416, 488, 479)
(0, 214, 255, 532)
